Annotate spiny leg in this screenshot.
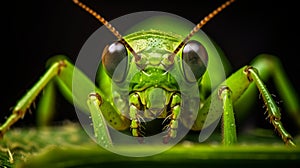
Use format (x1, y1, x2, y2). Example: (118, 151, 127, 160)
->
(0, 58, 67, 138)
(218, 65, 296, 146)
(193, 61, 296, 146)
(250, 54, 300, 128)
(235, 55, 300, 129)
(218, 65, 295, 146)
(0, 55, 130, 140)
(244, 66, 295, 146)
(217, 66, 295, 146)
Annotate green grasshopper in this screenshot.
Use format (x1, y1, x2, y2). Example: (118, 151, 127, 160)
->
(1, 0, 299, 156)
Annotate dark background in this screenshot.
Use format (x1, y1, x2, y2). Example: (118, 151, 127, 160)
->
(2, 0, 299, 134)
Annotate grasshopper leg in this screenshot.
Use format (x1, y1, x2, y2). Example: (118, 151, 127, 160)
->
(0, 57, 67, 138)
(193, 59, 297, 146)
(163, 93, 181, 143)
(0, 55, 130, 141)
(87, 93, 113, 148)
(218, 86, 237, 146)
(218, 64, 296, 146)
(250, 54, 300, 128)
(244, 66, 295, 146)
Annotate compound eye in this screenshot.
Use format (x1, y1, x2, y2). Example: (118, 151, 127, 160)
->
(102, 41, 128, 82)
(182, 40, 208, 82)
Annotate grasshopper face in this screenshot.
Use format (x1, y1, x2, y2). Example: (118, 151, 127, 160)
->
(72, 0, 230, 155)
(100, 29, 209, 139)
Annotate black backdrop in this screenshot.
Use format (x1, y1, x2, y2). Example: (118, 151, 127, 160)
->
(3, 0, 299, 134)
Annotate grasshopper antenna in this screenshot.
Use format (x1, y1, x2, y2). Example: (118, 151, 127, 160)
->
(169, 0, 235, 62)
(73, 0, 141, 61)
